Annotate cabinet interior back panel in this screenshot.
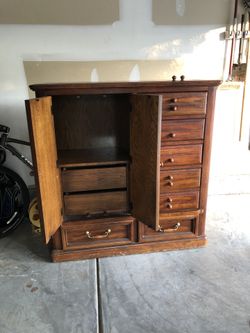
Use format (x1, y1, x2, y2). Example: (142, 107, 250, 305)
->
(52, 95, 130, 150)
(0, 0, 119, 25)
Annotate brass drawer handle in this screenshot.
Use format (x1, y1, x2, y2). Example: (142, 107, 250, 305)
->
(159, 222, 181, 233)
(86, 229, 111, 239)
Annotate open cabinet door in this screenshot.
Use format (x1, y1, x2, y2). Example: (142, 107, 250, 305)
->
(130, 95, 162, 231)
(26, 97, 62, 243)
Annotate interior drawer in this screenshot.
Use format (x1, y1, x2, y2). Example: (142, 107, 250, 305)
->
(138, 212, 199, 242)
(61, 216, 135, 250)
(64, 190, 128, 216)
(160, 144, 203, 168)
(62, 166, 127, 192)
(161, 119, 205, 144)
(160, 168, 201, 193)
(162, 92, 207, 118)
(160, 191, 199, 213)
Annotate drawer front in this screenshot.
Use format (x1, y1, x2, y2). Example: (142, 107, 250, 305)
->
(160, 191, 199, 213)
(161, 119, 205, 144)
(138, 213, 199, 242)
(61, 217, 135, 250)
(162, 92, 207, 118)
(161, 144, 203, 168)
(62, 166, 127, 192)
(160, 169, 201, 193)
(64, 191, 128, 216)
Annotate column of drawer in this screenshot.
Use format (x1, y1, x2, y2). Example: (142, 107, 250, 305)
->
(160, 93, 207, 215)
(139, 93, 207, 241)
(160, 119, 204, 213)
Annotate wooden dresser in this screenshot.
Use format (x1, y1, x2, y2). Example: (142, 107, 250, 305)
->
(25, 79, 220, 262)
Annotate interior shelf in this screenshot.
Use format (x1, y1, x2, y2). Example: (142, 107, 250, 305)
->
(58, 147, 129, 168)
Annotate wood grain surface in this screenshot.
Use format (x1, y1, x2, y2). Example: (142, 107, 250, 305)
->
(61, 216, 136, 250)
(61, 165, 127, 192)
(130, 95, 162, 230)
(160, 168, 201, 193)
(64, 190, 128, 216)
(26, 97, 62, 243)
(161, 144, 203, 168)
(161, 119, 205, 144)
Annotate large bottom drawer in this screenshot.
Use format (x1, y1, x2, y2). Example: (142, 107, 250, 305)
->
(64, 190, 128, 216)
(61, 216, 136, 250)
(138, 211, 199, 243)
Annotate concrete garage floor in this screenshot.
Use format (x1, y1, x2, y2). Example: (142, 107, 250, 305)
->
(0, 192, 250, 333)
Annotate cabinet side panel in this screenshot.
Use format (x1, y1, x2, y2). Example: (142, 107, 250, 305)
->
(199, 87, 217, 235)
(130, 95, 162, 230)
(26, 97, 62, 243)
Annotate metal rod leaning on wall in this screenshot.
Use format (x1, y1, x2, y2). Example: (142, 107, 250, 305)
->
(228, 0, 239, 81)
(237, 14, 245, 65)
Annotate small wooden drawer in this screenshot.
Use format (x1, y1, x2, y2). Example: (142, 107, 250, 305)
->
(160, 191, 199, 213)
(160, 144, 203, 168)
(138, 211, 199, 242)
(160, 168, 201, 193)
(162, 92, 207, 118)
(61, 166, 127, 192)
(161, 119, 205, 144)
(64, 191, 128, 216)
(61, 216, 136, 250)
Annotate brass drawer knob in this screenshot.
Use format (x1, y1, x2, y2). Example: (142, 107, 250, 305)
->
(169, 133, 176, 138)
(167, 198, 173, 203)
(170, 106, 178, 112)
(160, 161, 165, 167)
(86, 229, 111, 239)
(167, 175, 174, 180)
(159, 222, 181, 233)
(166, 203, 173, 209)
(173, 98, 178, 103)
(167, 158, 175, 163)
(172, 75, 177, 81)
(167, 181, 174, 187)
(180, 75, 185, 81)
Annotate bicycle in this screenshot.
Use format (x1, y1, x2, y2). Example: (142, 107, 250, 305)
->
(0, 124, 33, 237)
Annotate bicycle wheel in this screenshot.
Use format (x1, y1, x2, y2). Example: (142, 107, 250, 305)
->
(0, 166, 30, 237)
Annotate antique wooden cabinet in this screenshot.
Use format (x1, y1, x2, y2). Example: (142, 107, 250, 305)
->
(25, 80, 220, 262)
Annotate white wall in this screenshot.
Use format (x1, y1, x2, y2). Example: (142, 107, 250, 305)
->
(0, 0, 233, 184)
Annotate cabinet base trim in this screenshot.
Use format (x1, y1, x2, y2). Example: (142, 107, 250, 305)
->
(51, 237, 207, 262)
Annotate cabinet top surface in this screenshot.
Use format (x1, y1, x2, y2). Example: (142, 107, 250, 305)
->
(30, 80, 221, 96)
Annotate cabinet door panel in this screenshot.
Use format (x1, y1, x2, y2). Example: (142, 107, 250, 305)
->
(130, 95, 162, 230)
(26, 97, 62, 243)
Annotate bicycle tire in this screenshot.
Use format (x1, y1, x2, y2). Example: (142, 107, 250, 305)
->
(0, 166, 30, 237)
(0, 149, 6, 164)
